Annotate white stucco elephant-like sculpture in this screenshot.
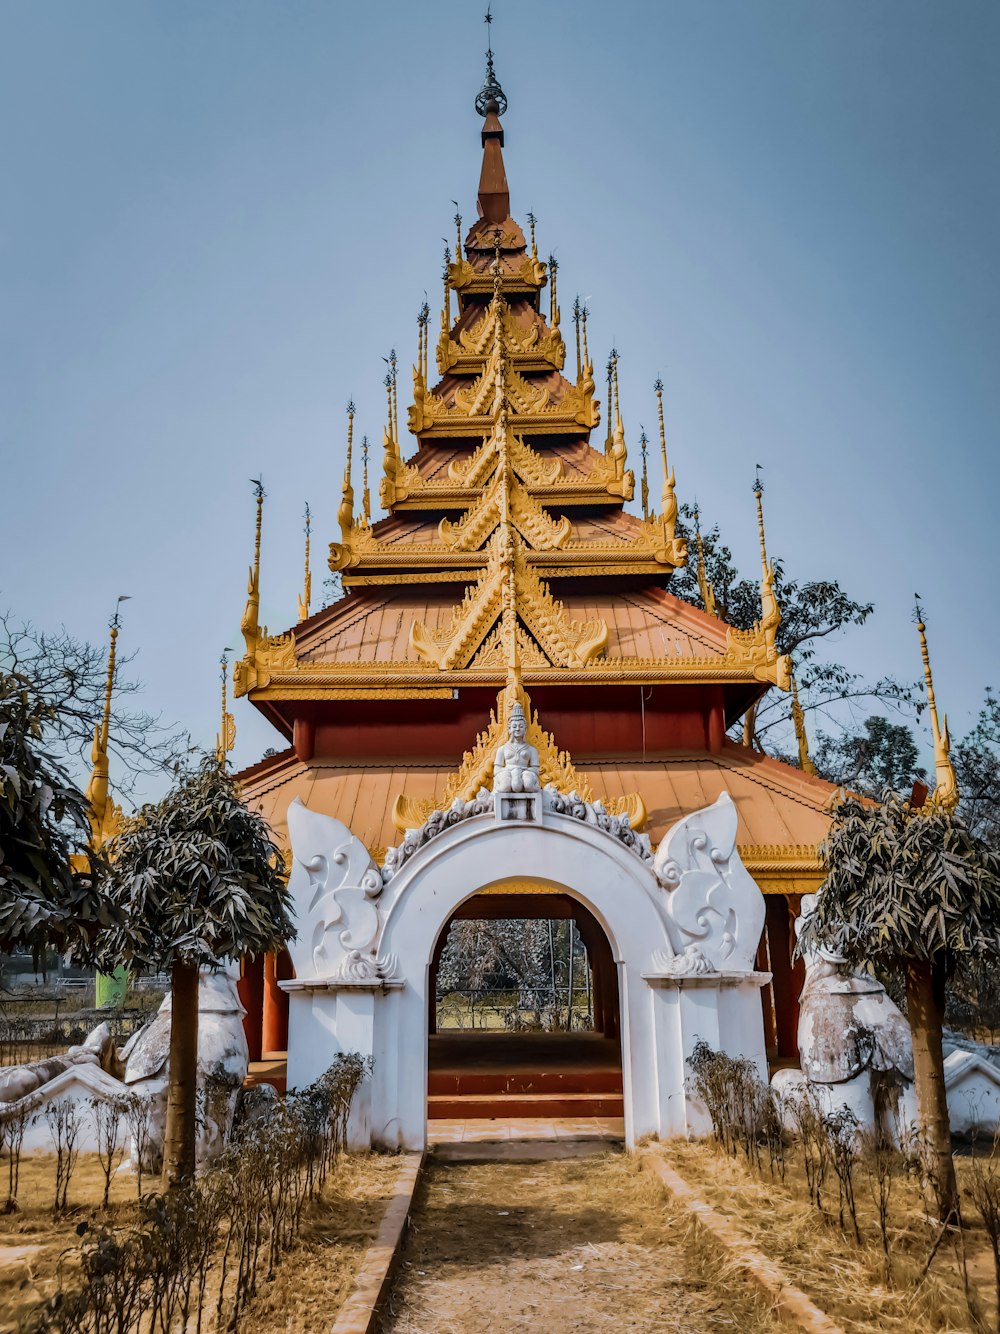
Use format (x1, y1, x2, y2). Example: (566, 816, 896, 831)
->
(652, 792, 765, 973)
(286, 797, 392, 984)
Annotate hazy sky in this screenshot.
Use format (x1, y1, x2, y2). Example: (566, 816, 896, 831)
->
(2, 0, 998, 802)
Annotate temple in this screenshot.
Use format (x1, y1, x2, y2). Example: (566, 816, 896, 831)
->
(230, 46, 852, 1147)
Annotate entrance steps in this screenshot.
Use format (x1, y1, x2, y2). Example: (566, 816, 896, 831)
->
(428, 1090, 624, 1119)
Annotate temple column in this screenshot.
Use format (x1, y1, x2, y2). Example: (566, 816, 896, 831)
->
(262, 949, 292, 1055)
(238, 954, 265, 1062)
(767, 894, 804, 1060)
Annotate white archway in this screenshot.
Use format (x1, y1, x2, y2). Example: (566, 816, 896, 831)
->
(280, 794, 771, 1150)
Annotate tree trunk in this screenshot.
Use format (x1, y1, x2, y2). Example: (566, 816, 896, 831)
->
(905, 956, 958, 1223)
(161, 959, 199, 1192)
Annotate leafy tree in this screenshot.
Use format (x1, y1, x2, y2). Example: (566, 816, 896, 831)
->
(0, 610, 188, 799)
(0, 672, 111, 954)
(955, 690, 1000, 849)
(97, 758, 294, 1189)
(813, 716, 926, 797)
(799, 789, 1000, 1222)
(671, 505, 913, 750)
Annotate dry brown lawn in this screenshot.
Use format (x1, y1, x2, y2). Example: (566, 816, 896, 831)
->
(0, 1149, 400, 1333)
(650, 1138, 999, 1333)
(380, 1151, 781, 1333)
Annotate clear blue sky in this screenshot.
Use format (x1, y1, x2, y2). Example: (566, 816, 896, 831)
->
(2, 1, 998, 800)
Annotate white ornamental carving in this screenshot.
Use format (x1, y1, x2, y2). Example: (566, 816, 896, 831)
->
(652, 792, 765, 973)
(286, 797, 384, 981)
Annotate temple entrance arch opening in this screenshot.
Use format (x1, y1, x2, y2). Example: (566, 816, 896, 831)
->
(427, 884, 624, 1127)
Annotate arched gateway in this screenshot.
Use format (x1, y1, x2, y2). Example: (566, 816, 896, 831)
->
(279, 768, 770, 1150)
(232, 47, 842, 1135)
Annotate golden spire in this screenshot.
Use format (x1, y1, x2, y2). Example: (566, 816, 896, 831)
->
(442, 243, 452, 333)
(338, 401, 355, 543)
(297, 502, 312, 622)
(215, 648, 236, 768)
(580, 302, 590, 376)
(573, 296, 582, 381)
(527, 210, 537, 260)
(84, 597, 129, 849)
(454, 207, 462, 259)
(241, 479, 265, 660)
(639, 430, 650, 521)
(389, 349, 398, 444)
(915, 597, 959, 813)
(361, 436, 371, 521)
(548, 253, 559, 328)
(790, 670, 817, 775)
(753, 467, 769, 578)
(654, 377, 676, 539)
(693, 506, 717, 617)
(605, 357, 614, 453)
(749, 471, 786, 683)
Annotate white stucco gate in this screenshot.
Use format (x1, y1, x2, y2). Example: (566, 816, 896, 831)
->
(280, 786, 771, 1150)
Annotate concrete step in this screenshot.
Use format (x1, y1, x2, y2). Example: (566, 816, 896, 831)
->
(428, 1067, 623, 1096)
(427, 1091, 625, 1120)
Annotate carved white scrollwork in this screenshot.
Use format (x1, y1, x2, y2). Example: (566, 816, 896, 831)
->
(287, 798, 384, 982)
(652, 792, 764, 974)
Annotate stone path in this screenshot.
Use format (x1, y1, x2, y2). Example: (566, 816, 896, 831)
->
(379, 1148, 778, 1333)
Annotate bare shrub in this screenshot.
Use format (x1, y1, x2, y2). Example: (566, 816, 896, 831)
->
(45, 1100, 81, 1214)
(2, 1098, 32, 1210)
(90, 1095, 128, 1209)
(124, 1093, 153, 1198)
(823, 1109, 862, 1242)
(788, 1088, 831, 1213)
(970, 1141, 1000, 1333)
(859, 1128, 898, 1282)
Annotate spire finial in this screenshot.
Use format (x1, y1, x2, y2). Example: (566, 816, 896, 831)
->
(389, 350, 398, 444)
(580, 302, 590, 379)
(573, 296, 582, 380)
(215, 648, 236, 768)
(338, 403, 355, 542)
(548, 253, 559, 328)
(475, 6, 507, 117)
(639, 429, 650, 521)
(527, 211, 537, 259)
(753, 466, 768, 578)
(693, 505, 717, 617)
(790, 669, 817, 776)
(914, 596, 959, 812)
(454, 207, 462, 259)
(241, 479, 265, 659)
(297, 502, 312, 621)
(605, 356, 615, 452)
(361, 436, 371, 522)
(654, 376, 674, 517)
(84, 595, 129, 847)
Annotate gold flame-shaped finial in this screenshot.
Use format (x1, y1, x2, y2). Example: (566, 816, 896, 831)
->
(654, 377, 676, 537)
(84, 597, 129, 849)
(241, 479, 265, 659)
(692, 506, 717, 617)
(915, 597, 959, 813)
(790, 669, 817, 776)
(639, 429, 650, 521)
(338, 402, 355, 542)
(215, 649, 236, 767)
(361, 436, 371, 522)
(297, 502, 312, 622)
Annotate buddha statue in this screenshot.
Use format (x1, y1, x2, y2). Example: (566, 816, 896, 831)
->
(493, 702, 540, 794)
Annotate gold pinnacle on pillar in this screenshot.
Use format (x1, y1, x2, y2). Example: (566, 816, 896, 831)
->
(454, 208, 462, 260)
(297, 503, 312, 622)
(84, 596, 129, 849)
(639, 430, 650, 521)
(548, 253, 559, 328)
(241, 479, 265, 661)
(747, 472, 788, 688)
(442, 244, 452, 333)
(338, 401, 356, 544)
(389, 349, 399, 444)
(215, 649, 236, 767)
(790, 670, 817, 776)
(573, 296, 582, 381)
(915, 596, 959, 813)
(605, 357, 614, 453)
(654, 378, 676, 539)
(527, 210, 537, 259)
(693, 506, 717, 617)
(361, 436, 371, 522)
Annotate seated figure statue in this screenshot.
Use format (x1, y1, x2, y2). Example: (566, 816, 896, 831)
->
(493, 702, 540, 794)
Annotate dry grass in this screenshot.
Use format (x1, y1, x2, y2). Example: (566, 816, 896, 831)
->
(0, 1149, 401, 1334)
(381, 1151, 781, 1332)
(650, 1138, 997, 1333)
